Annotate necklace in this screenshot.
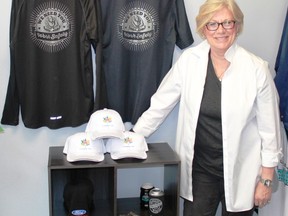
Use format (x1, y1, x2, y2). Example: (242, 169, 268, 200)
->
(217, 71, 225, 81)
(211, 60, 229, 81)
(210, 51, 230, 81)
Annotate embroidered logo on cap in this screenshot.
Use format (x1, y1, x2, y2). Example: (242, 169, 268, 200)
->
(103, 116, 112, 123)
(81, 139, 90, 147)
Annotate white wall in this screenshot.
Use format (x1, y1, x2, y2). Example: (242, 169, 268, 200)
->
(0, 0, 287, 216)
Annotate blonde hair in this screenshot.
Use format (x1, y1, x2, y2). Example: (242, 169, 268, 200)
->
(196, 0, 244, 38)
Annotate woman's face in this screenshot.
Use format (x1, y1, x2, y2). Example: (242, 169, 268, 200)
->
(203, 7, 238, 54)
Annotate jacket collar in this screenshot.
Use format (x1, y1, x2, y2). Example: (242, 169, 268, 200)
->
(224, 41, 237, 62)
(197, 40, 238, 62)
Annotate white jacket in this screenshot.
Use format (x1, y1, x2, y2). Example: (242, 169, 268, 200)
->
(133, 40, 283, 211)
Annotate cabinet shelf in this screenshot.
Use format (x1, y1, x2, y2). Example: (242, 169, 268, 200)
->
(48, 142, 180, 216)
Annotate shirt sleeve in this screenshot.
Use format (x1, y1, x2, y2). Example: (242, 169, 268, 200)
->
(174, 0, 194, 49)
(133, 55, 184, 137)
(256, 61, 283, 167)
(1, 0, 22, 126)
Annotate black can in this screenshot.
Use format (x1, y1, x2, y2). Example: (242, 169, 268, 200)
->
(148, 188, 164, 215)
(140, 183, 154, 208)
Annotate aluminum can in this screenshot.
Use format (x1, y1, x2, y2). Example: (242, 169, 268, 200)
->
(148, 188, 164, 215)
(140, 183, 154, 208)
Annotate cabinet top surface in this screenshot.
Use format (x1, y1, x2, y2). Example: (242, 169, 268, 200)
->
(48, 142, 180, 169)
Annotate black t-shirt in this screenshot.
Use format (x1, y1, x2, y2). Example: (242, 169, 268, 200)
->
(1, 0, 100, 129)
(98, 0, 194, 123)
(193, 55, 224, 178)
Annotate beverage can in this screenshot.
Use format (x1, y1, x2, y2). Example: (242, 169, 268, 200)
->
(148, 188, 164, 215)
(140, 183, 154, 208)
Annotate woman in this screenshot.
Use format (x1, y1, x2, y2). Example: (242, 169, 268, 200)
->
(132, 0, 282, 215)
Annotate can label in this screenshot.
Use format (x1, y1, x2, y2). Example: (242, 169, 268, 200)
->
(148, 188, 164, 215)
(149, 198, 163, 214)
(140, 183, 154, 208)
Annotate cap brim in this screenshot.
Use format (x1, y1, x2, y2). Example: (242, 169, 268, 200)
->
(67, 153, 104, 162)
(91, 131, 124, 140)
(110, 151, 147, 160)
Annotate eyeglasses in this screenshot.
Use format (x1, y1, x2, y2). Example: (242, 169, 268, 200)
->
(205, 20, 236, 31)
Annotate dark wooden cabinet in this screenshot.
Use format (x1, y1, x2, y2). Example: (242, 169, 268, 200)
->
(48, 142, 181, 216)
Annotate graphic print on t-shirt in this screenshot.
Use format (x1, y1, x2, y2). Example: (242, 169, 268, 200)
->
(30, 1, 74, 53)
(116, 1, 159, 51)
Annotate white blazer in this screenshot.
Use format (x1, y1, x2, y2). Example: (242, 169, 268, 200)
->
(133, 40, 282, 211)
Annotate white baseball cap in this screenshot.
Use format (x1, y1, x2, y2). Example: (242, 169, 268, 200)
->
(63, 132, 105, 162)
(85, 108, 125, 139)
(106, 131, 148, 160)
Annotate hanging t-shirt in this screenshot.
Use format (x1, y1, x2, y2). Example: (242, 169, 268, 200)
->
(275, 8, 288, 130)
(1, 0, 101, 129)
(99, 0, 194, 123)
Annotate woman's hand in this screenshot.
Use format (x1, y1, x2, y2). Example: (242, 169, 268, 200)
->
(254, 166, 275, 208)
(254, 180, 272, 208)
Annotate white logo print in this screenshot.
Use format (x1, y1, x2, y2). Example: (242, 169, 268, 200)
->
(30, 2, 74, 53)
(117, 1, 159, 51)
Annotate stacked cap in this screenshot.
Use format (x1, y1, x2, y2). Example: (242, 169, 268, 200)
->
(85, 108, 125, 139)
(63, 132, 105, 162)
(63, 109, 149, 162)
(106, 131, 148, 160)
